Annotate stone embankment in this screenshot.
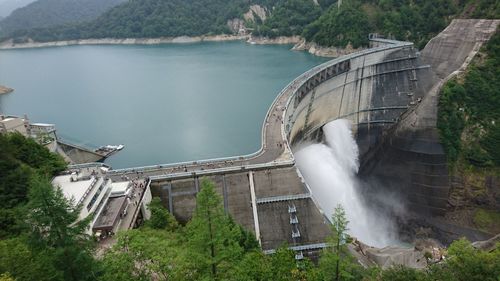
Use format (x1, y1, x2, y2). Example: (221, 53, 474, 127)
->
(0, 85, 14, 94)
(0, 35, 250, 49)
(292, 39, 365, 57)
(247, 35, 302, 45)
(0, 33, 362, 58)
(248, 35, 364, 57)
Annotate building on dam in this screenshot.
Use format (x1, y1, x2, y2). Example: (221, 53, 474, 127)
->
(51, 165, 152, 238)
(47, 19, 498, 258)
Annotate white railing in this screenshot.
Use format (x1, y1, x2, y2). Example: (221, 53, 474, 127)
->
(82, 39, 413, 176)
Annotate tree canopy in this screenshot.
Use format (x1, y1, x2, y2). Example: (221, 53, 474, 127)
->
(3, 0, 499, 49)
(438, 30, 500, 167)
(0, 0, 126, 35)
(0, 135, 499, 280)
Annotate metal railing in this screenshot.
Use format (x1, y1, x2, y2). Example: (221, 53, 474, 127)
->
(149, 160, 295, 181)
(74, 39, 413, 177)
(263, 242, 328, 254)
(257, 193, 311, 204)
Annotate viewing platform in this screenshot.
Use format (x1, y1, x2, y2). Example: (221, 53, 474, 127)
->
(65, 19, 499, 256)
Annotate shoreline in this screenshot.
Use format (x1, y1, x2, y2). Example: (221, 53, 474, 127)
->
(0, 34, 250, 50)
(0, 85, 14, 95)
(0, 34, 361, 58)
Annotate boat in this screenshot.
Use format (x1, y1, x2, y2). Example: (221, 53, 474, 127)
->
(96, 144, 125, 153)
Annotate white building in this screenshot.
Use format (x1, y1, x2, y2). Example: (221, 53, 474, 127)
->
(0, 115, 30, 135)
(51, 166, 152, 237)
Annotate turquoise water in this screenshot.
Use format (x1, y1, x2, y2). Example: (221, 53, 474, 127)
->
(0, 41, 327, 168)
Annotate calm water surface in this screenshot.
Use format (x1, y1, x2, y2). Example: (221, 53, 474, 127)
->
(0, 41, 327, 168)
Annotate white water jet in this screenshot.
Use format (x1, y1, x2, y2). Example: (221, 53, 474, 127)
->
(294, 119, 398, 247)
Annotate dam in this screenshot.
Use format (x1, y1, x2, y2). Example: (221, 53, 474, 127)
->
(68, 19, 498, 255)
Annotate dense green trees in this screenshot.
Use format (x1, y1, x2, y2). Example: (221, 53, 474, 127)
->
(319, 205, 361, 281)
(302, 1, 369, 48)
(254, 0, 322, 37)
(438, 30, 500, 167)
(145, 197, 179, 230)
(9, 0, 257, 41)
(0, 176, 98, 281)
(4, 0, 498, 49)
(0, 133, 66, 238)
(302, 0, 461, 49)
(185, 179, 245, 279)
(0, 0, 126, 36)
(0, 133, 96, 281)
(100, 228, 185, 281)
(1, 135, 499, 280)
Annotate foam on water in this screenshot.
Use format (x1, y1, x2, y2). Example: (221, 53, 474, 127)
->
(294, 119, 398, 247)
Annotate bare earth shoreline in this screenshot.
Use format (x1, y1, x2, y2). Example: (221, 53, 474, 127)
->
(0, 85, 14, 95)
(0, 34, 362, 58)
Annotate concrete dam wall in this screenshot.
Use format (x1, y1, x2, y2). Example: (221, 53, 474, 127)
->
(284, 39, 433, 158)
(97, 19, 498, 252)
(285, 20, 498, 217)
(359, 19, 499, 217)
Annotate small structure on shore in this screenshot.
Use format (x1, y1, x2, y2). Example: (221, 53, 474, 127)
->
(0, 114, 123, 164)
(52, 165, 152, 237)
(0, 85, 14, 95)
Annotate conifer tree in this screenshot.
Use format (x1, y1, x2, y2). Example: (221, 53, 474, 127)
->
(25, 175, 97, 281)
(186, 178, 243, 280)
(316, 204, 362, 281)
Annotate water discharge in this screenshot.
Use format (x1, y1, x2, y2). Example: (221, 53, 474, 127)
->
(294, 119, 398, 247)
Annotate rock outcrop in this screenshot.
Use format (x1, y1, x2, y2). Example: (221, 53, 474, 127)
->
(0, 35, 249, 49)
(243, 4, 267, 22)
(472, 233, 500, 252)
(248, 35, 302, 45)
(0, 85, 14, 94)
(292, 39, 364, 57)
(227, 18, 246, 34)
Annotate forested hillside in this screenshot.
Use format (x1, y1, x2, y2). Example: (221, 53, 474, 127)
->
(437, 30, 500, 235)
(302, 0, 460, 49)
(438, 30, 500, 167)
(0, 0, 126, 35)
(1, 0, 499, 49)
(0, 0, 36, 18)
(81, 0, 253, 38)
(0, 135, 498, 280)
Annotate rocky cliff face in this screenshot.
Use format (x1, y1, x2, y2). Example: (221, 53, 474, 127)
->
(292, 39, 364, 57)
(227, 18, 246, 34)
(0, 35, 249, 49)
(243, 4, 267, 22)
(0, 85, 14, 94)
(359, 19, 499, 242)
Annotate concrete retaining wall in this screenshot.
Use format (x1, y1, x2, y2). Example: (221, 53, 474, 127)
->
(284, 41, 430, 158)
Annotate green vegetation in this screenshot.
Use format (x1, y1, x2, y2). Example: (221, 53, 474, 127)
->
(459, 0, 500, 19)
(473, 208, 500, 233)
(1, 134, 499, 280)
(7, 0, 259, 41)
(0, 0, 126, 36)
(438, 30, 500, 167)
(0, 132, 66, 238)
(303, 0, 462, 49)
(3, 0, 499, 49)
(302, 1, 369, 48)
(253, 0, 322, 37)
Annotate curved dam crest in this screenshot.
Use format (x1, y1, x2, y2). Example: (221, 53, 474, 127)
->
(70, 19, 498, 253)
(0, 41, 327, 168)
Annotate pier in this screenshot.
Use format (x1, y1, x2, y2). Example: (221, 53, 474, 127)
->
(68, 19, 499, 254)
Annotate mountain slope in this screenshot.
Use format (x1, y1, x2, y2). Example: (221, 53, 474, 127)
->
(85, 0, 252, 38)
(0, 0, 126, 34)
(0, 0, 36, 18)
(2, 0, 498, 49)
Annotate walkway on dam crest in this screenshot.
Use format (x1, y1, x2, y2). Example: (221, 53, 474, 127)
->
(70, 38, 415, 180)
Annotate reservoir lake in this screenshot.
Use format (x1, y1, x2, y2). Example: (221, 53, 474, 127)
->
(0, 41, 327, 168)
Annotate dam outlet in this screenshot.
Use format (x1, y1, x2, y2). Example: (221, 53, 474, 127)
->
(294, 119, 399, 247)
